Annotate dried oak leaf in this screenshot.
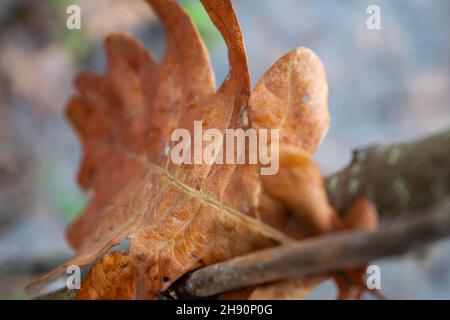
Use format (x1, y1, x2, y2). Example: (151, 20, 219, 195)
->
(248, 45, 379, 299)
(29, 0, 333, 299)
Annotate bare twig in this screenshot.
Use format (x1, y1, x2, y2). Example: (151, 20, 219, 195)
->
(326, 128, 450, 218)
(175, 198, 450, 298)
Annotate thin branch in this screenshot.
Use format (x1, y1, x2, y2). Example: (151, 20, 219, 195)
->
(175, 198, 450, 298)
(326, 128, 450, 218)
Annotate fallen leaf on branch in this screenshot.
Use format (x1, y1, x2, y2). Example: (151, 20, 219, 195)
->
(29, 0, 376, 299)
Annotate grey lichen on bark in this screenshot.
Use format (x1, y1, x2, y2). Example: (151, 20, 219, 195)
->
(326, 128, 450, 219)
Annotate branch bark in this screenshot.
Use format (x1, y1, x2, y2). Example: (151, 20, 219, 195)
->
(175, 198, 450, 298)
(326, 128, 450, 218)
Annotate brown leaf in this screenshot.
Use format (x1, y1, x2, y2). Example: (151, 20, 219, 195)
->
(261, 146, 338, 236)
(249, 47, 329, 154)
(333, 198, 380, 300)
(250, 46, 334, 238)
(77, 252, 139, 300)
(249, 47, 377, 297)
(28, 0, 339, 299)
(28, 0, 292, 299)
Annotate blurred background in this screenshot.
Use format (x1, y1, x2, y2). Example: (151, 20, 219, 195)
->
(0, 0, 449, 299)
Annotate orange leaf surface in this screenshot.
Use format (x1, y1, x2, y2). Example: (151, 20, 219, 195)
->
(29, 0, 339, 299)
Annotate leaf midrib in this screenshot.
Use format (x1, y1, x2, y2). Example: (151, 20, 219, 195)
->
(119, 145, 293, 244)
